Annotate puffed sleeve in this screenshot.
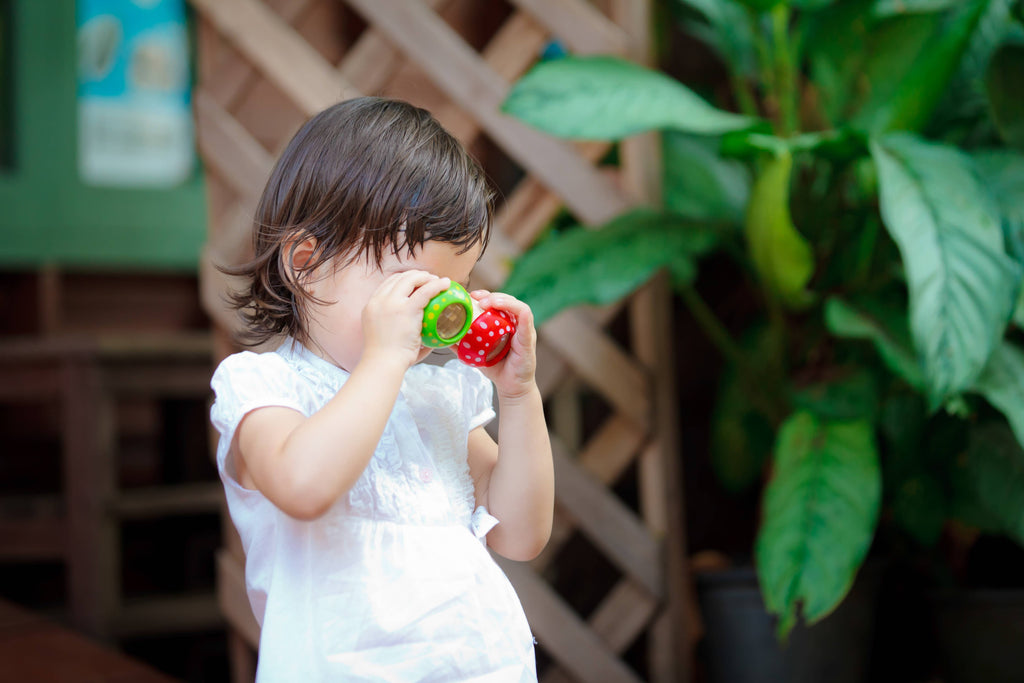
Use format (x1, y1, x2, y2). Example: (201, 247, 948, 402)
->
(443, 359, 496, 432)
(209, 351, 308, 475)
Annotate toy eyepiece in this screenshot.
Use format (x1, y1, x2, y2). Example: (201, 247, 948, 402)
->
(421, 282, 473, 348)
(486, 331, 511, 363)
(436, 303, 468, 339)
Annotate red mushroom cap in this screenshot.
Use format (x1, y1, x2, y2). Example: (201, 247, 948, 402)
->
(457, 309, 515, 367)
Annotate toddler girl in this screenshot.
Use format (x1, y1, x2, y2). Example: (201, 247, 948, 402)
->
(210, 97, 554, 682)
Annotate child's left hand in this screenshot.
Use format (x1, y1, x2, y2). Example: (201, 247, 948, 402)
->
(469, 290, 537, 400)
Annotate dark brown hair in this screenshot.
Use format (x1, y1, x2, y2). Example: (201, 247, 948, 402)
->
(222, 97, 494, 346)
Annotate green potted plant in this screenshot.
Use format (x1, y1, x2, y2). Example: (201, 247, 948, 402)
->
(500, 0, 1024, 680)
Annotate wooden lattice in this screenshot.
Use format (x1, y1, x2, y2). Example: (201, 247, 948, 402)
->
(192, 1, 695, 681)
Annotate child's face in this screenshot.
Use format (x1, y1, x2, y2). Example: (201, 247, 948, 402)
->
(304, 240, 482, 372)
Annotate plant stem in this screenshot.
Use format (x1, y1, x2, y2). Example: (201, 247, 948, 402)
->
(771, 4, 799, 137)
(679, 284, 749, 372)
(852, 215, 881, 286)
(730, 73, 760, 118)
(749, 8, 777, 131)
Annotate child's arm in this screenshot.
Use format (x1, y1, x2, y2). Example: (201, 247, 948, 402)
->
(468, 292, 554, 561)
(233, 271, 452, 520)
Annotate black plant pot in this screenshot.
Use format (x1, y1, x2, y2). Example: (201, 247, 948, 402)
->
(696, 565, 879, 683)
(931, 589, 1024, 683)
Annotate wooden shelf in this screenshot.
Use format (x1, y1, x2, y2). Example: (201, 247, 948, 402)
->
(112, 484, 222, 521)
(112, 594, 223, 638)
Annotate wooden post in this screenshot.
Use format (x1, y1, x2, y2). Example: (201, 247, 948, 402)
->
(62, 352, 118, 639)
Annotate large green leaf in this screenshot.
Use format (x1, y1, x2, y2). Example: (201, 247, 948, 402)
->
(744, 149, 815, 309)
(824, 297, 925, 390)
(963, 421, 1024, 545)
(870, 133, 1021, 405)
(852, 0, 989, 134)
(972, 149, 1024, 326)
(806, 2, 938, 126)
(986, 42, 1024, 149)
(972, 341, 1024, 450)
(663, 132, 750, 223)
(929, 0, 1020, 143)
(756, 412, 881, 639)
(503, 208, 718, 326)
(501, 56, 757, 140)
(972, 149, 1024, 263)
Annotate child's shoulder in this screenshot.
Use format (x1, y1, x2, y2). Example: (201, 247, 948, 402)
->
(213, 347, 293, 383)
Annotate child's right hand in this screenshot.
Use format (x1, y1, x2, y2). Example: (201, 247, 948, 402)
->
(361, 270, 451, 368)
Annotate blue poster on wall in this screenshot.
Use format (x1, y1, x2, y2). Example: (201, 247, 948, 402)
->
(76, 0, 193, 187)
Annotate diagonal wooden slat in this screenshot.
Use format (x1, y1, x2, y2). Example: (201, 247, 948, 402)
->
(337, 0, 452, 94)
(344, 0, 630, 226)
(534, 416, 647, 572)
(189, 0, 361, 116)
(195, 91, 274, 206)
(508, 0, 629, 55)
(543, 312, 651, 430)
(551, 440, 662, 598)
(431, 10, 549, 143)
(586, 579, 660, 653)
(495, 556, 645, 683)
(579, 415, 649, 484)
(492, 140, 610, 255)
(199, 0, 315, 110)
(542, 579, 660, 683)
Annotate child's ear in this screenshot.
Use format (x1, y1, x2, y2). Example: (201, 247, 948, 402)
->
(282, 235, 318, 282)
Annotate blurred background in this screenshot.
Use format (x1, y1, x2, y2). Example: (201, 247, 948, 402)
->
(2, 0, 1024, 682)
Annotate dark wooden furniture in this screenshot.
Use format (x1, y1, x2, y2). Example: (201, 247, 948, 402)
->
(0, 333, 221, 640)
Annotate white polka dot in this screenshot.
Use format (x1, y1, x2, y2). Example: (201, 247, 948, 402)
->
(480, 321, 488, 329)
(489, 331, 494, 337)
(462, 341, 470, 348)
(478, 349, 484, 355)
(476, 336, 483, 342)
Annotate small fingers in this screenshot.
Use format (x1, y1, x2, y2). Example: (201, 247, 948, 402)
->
(410, 276, 453, 308)
(476, 292, 533, 324)
(374, 270, 445, 301)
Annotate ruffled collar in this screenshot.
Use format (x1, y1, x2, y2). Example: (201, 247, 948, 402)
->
(276, 337, 351, 384)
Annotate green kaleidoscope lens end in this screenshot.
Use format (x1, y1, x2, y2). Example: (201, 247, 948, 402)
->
(421, 282, 473, 347)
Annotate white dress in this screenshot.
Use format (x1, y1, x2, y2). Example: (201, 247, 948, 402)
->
(210, 339, 537, 682)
